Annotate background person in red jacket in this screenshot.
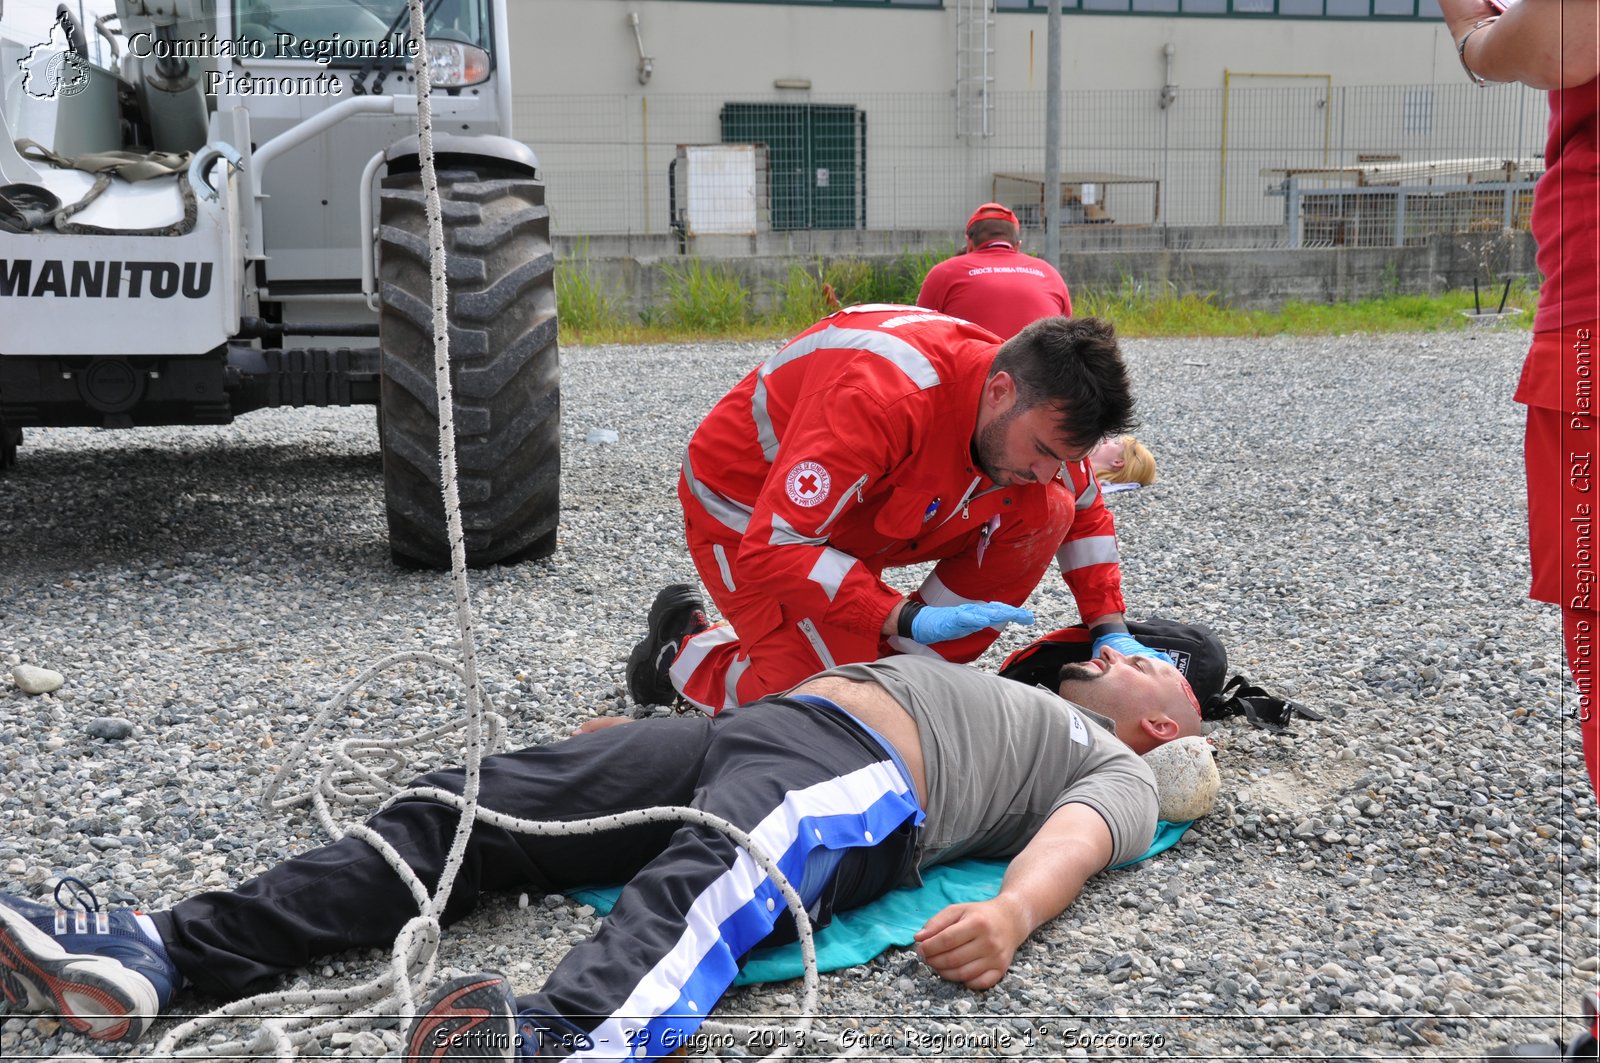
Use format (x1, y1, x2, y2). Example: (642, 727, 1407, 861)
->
(916, 203, 1073, 339)
(626, 306, 1171, 715)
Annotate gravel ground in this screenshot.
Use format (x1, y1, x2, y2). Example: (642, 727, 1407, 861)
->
(1, 327, 1596, 1061)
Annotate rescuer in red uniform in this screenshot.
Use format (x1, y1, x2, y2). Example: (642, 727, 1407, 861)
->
(916, 203, 1073, 340)
(627, 307, 1169, 714)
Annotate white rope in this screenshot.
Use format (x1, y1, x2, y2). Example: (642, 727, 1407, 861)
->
(147, 0, 839, 1056)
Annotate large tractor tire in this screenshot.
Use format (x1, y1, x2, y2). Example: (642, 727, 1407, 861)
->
(377, 166, 560, 568)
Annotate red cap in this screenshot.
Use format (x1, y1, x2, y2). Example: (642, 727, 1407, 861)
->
(966, 202, 1019, 232)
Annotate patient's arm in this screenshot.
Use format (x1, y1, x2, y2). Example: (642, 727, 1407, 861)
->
(912, 802, 1113, 990)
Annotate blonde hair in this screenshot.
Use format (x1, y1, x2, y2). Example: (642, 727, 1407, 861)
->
(1098, 435, 1158, 486)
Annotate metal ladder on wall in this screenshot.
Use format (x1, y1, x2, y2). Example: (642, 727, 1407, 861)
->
(954, 0, 994, 139)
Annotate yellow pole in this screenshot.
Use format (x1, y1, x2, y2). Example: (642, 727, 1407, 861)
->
(1219, 69, 1231, 225)
(1321, 74, 1333, 166)
(642, 95, 651, 233)
(1219, 71, 1335, 226)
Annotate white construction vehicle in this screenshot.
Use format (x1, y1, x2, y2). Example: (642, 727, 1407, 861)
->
(0, 0, 559, 568)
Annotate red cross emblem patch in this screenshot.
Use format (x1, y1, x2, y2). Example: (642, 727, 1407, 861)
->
(784, 460, 831, 507)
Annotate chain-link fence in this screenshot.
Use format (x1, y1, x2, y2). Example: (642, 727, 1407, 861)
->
(516, 81, 1547, 253)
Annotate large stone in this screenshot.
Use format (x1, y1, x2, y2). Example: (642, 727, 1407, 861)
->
(11, 665, 64, 695)
(85, 717, 135, 741)
(1143, 736, 1221, 822)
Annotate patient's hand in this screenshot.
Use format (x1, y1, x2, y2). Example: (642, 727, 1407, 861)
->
(913, 897, 1028, 991)
(575, 716, 635, 735)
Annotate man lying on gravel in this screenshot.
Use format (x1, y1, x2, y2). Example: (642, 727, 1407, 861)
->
(0, 649, 1200, 1062)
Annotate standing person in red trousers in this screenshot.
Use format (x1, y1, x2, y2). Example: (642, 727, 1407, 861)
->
(1441, 0, 1598, 790)
(1439, 2, 1599, 1058)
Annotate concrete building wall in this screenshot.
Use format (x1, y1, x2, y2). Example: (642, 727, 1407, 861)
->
(506, 2, 1462, 98)
(502, 3, 1543, 241)
(507, 2, 1542, 311)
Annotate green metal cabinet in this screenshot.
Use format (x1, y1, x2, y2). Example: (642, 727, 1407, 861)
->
(720, 102, 865, 231)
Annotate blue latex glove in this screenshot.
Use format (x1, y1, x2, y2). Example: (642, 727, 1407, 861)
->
(1091, 630, 1174, 664)
(910, 602, 1034, 644)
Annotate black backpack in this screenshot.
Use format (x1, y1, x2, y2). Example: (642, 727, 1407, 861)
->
(997, 615, 1320, 733)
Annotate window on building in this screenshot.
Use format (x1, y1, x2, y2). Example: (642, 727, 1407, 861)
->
(1403, 88, 1434, 134)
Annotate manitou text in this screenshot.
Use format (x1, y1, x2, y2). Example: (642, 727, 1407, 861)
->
(0, 260, 213, 299)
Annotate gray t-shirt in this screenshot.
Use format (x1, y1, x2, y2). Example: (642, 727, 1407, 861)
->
(814, 656, 1158, 872)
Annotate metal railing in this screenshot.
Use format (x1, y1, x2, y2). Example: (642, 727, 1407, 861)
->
(1274, 178, 1538, 248)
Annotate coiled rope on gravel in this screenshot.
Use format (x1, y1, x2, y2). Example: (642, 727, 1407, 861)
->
(148, 2, 847, 1058)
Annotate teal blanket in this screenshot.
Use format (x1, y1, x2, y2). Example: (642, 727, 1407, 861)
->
(570, 819, 1192, 986)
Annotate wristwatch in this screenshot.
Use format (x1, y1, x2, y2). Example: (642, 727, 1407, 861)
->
(1456, 16, 1499, 87)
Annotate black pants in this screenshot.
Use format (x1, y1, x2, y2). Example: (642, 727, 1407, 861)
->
(152, 698, 921, 1059)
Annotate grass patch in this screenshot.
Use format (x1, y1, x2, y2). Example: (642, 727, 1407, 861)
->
(661, 259, 752, 332)
(1078, 276, 1540, 338)
(1076, 279, 1243, 336)
(765, 249, 957, 336)
(554, 240, 623, 343)
(1271, 284, 1539, 334)
(845, 247, 953, 306)
(556, 255, 1540, 346)
(771, 262, 835, 335)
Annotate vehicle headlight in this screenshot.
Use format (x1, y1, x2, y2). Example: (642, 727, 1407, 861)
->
(427, 41, 490, 88)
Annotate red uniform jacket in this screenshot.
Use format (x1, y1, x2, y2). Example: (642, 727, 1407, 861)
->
(916, 242, 1073, 339)
(679, 305, 1124, 669)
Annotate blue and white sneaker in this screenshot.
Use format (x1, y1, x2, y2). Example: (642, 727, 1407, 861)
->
(0, 878, 177, 1043)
